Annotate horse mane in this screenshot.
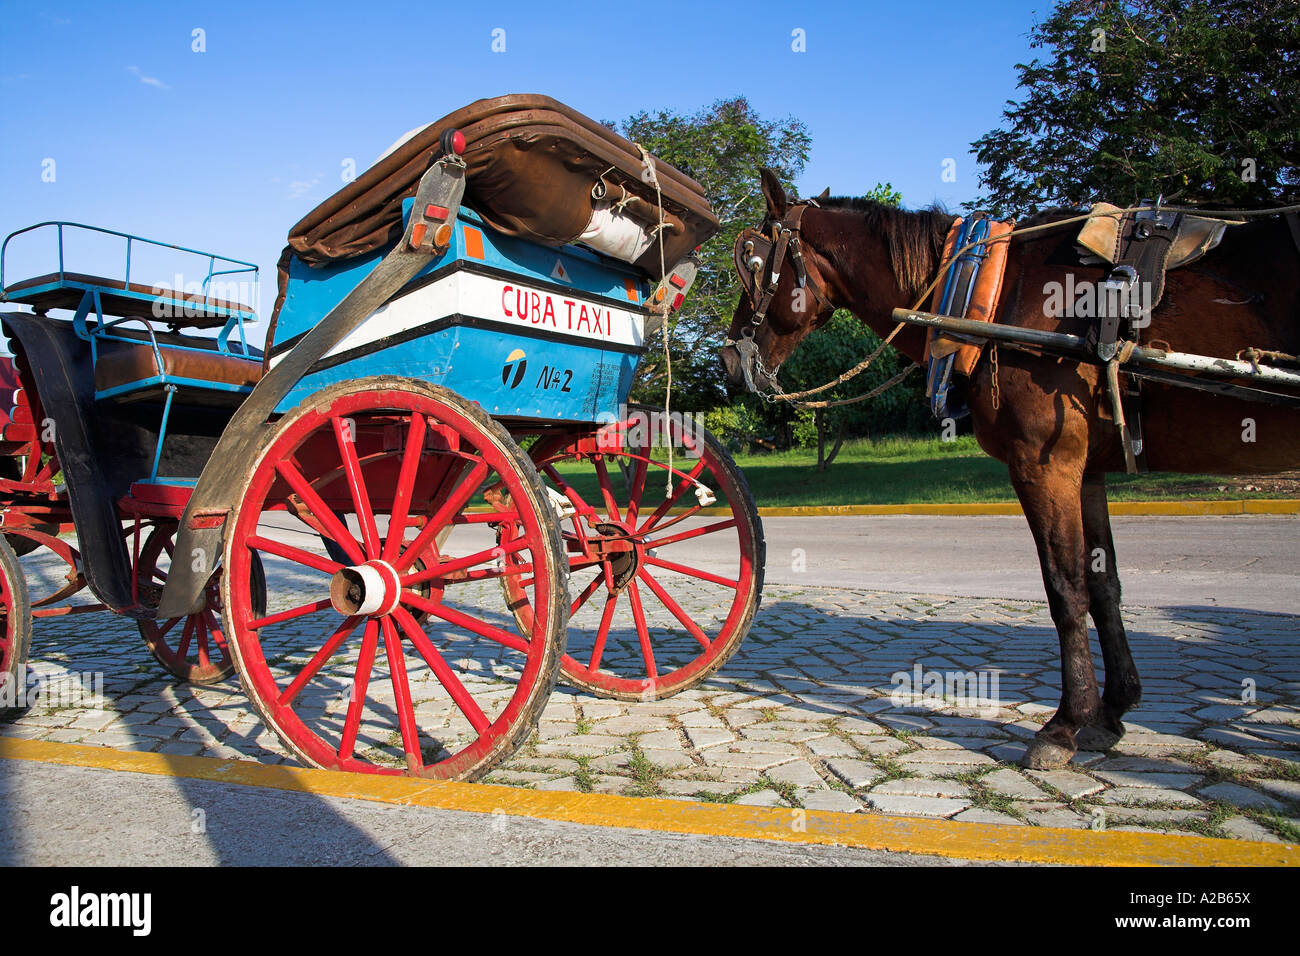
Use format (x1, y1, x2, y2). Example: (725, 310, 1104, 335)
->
(818, 197, 957, 298)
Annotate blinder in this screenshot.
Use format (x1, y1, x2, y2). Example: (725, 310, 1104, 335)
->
(730, 202, 833, 336)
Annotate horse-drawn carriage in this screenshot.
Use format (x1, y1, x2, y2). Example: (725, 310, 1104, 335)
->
(0, 95, 764, 780)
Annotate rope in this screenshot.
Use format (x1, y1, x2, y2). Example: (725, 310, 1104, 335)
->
(635, 143, 675, 497)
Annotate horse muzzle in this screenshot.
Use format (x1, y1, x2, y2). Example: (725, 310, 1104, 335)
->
(721, 337, 779, 394)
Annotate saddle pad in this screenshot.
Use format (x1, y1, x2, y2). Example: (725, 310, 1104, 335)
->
(926, 216, 1015, 378)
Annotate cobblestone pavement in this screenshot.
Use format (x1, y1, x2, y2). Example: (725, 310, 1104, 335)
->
(5, 548, 1299, 846)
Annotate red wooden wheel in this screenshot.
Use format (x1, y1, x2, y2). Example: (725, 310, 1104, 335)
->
(220, 378, 566, 780)
(506, 405, 764, 700)
(0, 536, 31, 711)
(136, 522, 265, 684)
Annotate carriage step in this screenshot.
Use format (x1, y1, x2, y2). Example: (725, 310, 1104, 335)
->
(122, 480, 197, 517)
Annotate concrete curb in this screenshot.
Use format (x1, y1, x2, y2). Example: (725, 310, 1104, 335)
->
(2, 739, 1294, 867)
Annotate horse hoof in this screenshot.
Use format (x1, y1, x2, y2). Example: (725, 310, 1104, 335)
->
(1021, 737, 1075, 770)
(1074, 723, 1123, 752)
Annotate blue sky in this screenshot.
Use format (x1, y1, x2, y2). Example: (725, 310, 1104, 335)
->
(1, 0, 1049, 334)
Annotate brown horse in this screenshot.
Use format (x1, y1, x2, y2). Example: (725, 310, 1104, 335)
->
(722, 169, 1300, 769)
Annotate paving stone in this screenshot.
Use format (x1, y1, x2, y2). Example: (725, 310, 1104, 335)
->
(1219, 816, 1284, 843)
(1197, 782, 1285, 811)
(656, 778, 747, 797)
(1098, 787, 1204, 807)
(1094, 770, 1205, 790)
(860, 736, 910, 756)
(805, 735, 857, 758)
(836, 717, 886, 736)
(766, 760, 827, 790)
(678, 709, 726, 729)
(896, 749, 995, 767)
(865, 794, 970, 818)
(636, 730, 686, 751)
(825, 759, 884, 790)
(1026, 769, 1106, 800)
(871, 777, 971, 799)
(1203, 750, 1270, 775)
(534, 777, 581, 792)
(684, 727, 734, 750)
(699, 749, 797, 771)
(874, 713, 935, 732)
(953, 807, 1025, 826)
(799, 789, 864, 813)
(484, 769, 552, 785)
(1013, 804, 1090, 829)
(733, 789, 786, 807)
(1253, 778, 1300, 804)
(979, 768, 1050, 801)
(726, 738, 803, 756)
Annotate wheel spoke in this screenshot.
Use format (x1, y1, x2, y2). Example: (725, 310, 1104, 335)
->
(644, 517, 737, 550)
(403, 592, 529, 654)
(587, 588, 619, 671)
(570, 571, 603, 617)
(332, 416, 381, 558)
(277, 615, 360, 707)
(394, 459, 490, 573)
(401, 536, 529, 588)
(382, 412, 428, 563)
(195, 615, 212, 667)
(637, 458, 707, 533)
(393, 607, 490, 735)
(642, 554, 739, 589)
(625, 454, 649, 525)
(380, 617, 423, 772)
(339, 620, 379, 760)
(155, 616, 180, 641)
(637, 568, 710, 650)
(275, 459, 365, 564)
(246, 535, 342, 576)
(625, 580, 658, 680)
(177, 616, 194, 657)
(592, 456, 620, 521)
(249, 597, 334, 630)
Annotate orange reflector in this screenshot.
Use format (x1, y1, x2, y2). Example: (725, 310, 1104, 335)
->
(434, 223, 453, 248)
(624, 277, 638, 302)
(463, 227, 485, 260)
(654, 287, 666, 302)
(409, 223, 428, 249)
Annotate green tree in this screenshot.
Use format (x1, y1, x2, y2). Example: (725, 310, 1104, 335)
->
(972, 0, 1300, 215)
(615, 98, 811, 411)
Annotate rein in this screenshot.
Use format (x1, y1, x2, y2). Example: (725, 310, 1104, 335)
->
(732, 198, 1300, 409)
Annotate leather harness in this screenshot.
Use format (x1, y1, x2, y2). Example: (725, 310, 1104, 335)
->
(731, 203, 834, 335)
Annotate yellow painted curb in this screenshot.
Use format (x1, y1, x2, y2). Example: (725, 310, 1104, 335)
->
(692, 499, 1300, 518)
(2, 739, 1294, 866)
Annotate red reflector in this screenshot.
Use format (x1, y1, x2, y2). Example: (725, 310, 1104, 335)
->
(451, 130, 466, 155)
(424, 204, 449, 220)
(671, 293, 685, 310)
(669, 273, 686, 289)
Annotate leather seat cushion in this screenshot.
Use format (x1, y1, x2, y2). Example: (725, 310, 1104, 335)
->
(95, 339, 262, 394)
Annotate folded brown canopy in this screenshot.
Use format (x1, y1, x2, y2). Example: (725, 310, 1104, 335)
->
(284, 94, 719, 279)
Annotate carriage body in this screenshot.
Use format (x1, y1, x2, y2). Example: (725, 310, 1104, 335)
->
(270, 206, 649, 423)
(0, 97, 765, 779)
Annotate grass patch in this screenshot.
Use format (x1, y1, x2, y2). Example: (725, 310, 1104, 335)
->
(553, 434, 1297, 507)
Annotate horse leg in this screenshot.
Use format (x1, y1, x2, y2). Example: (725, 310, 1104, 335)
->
(1074, 472, 1141, 750)
(1011, 461, 1104, 770)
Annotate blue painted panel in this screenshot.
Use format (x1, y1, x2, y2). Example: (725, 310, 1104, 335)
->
(276, 325, 637, 421)
(271, 207, 649, 423)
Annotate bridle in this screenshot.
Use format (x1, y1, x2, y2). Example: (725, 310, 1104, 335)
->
(726, 201, 836, 394)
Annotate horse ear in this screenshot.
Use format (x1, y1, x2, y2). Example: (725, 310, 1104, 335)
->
(759, 168, 788, 218)
(816, 187, 830, 201)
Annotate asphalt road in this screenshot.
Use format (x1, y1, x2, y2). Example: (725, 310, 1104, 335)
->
(0, 760, 996, 866)
(689, 514, 1299, 614)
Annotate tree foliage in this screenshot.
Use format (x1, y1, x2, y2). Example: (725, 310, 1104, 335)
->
(616, 98, 811, 410)
(972, 0, 1300, 215)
